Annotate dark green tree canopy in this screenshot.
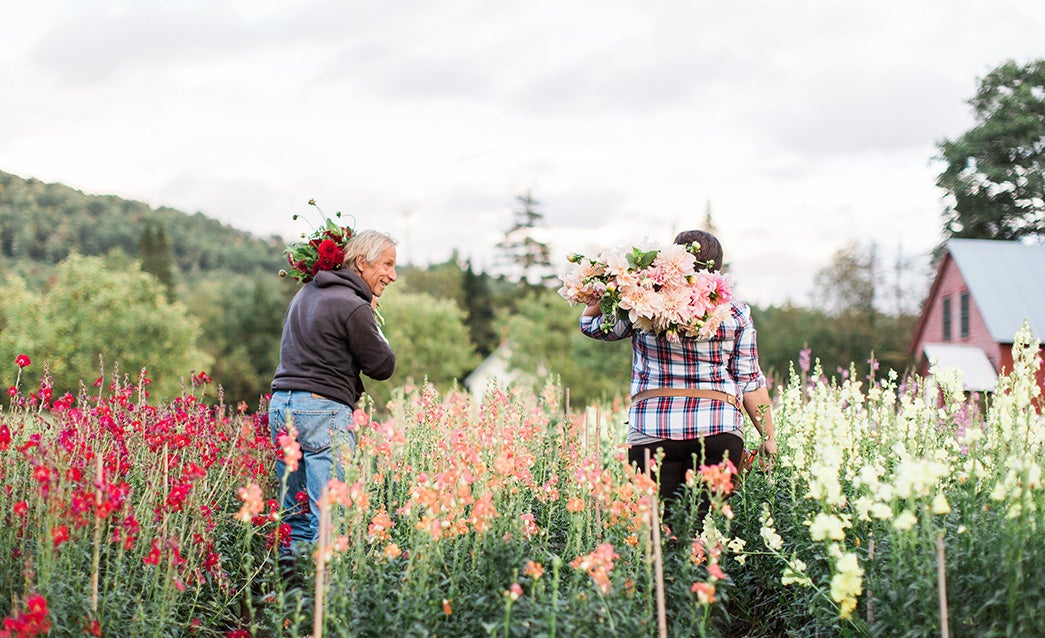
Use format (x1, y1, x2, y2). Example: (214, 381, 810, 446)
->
(936, 59, 1045, 242)
(139, 220, 177, 301)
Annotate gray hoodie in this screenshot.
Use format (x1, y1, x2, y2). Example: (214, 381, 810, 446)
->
(271, 269, 395, 407)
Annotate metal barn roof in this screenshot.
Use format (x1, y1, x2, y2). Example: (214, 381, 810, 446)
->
(947, 239, 1045, 344)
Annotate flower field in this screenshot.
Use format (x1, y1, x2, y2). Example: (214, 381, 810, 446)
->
(2, 326, 1043, 637)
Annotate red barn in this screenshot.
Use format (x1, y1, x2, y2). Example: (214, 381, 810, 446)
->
(909, 239, 1045, 405)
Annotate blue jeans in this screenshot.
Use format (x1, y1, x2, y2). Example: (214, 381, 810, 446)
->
(268, 390, 355, 554)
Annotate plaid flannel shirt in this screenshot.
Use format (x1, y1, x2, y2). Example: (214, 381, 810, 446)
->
(580, 301, 766, 440)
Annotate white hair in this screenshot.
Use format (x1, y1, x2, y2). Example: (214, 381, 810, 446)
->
(344, 229, 398, 268)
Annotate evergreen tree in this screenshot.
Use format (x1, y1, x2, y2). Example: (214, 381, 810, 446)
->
(496, 190, 555, 286)
(462, 259, 498, 357)
(139, 220, 177, 301)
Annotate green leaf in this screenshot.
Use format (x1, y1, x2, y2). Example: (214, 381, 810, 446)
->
(627, 247, 658, 270)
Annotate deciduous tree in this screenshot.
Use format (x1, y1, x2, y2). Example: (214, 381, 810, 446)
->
(0, 254, 211, 399)
(504, 287, 630, 407)
(363, 287, 481, 410)
(936, 59, 1045, 242)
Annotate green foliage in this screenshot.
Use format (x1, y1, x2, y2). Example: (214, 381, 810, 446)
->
(399, 255, 517, 359)
(0, 170, 298, 405)
(0, 253, 211, 399)
(364, 286, 481, 410)
(183, 275, 294, 408)
(0, 168, 933, 418)
(752, 241, 918, 387)
(751, 304, 916, 388)
(397, 253, 468, 308)
(812, 241, 876, 318)
(936, 59, 1045, 242)
(504, 287, 631, 407)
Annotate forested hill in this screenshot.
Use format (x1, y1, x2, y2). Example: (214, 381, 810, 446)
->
(0, 170, 285, 280)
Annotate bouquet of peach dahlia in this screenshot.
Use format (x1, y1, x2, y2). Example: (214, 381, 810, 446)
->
(557, 240, 733, 342)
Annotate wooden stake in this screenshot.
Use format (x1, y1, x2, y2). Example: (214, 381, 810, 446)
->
(594, 408, 603, 539)
(937, 531, 949, 638)
(313, 486, 331, 638)
(866, 535, 874, 625)
(161, 442, 169, 538)
(583, 407, 589, 455)
(91, 454, 104, 614)
(646, 449, 667, 638)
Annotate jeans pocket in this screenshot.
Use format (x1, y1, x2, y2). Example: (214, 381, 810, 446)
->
(291, 408, 344, 453)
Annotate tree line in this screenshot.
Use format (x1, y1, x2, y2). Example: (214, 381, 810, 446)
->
(0, 177, 915, 411)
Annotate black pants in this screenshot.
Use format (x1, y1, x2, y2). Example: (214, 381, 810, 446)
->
(628, 433, 743, 507)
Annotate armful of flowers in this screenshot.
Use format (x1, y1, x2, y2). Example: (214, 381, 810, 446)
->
(279, 200, 356, 284)
(557, 240, 733, 342)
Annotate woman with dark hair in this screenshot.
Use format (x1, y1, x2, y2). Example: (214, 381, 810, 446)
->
(580, 229, 776, 512)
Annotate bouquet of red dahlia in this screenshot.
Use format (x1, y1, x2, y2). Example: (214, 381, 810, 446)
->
(280, 200, 355, 284)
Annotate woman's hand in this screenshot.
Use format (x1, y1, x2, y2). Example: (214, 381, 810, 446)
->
(761, 436, 777, 457)
(582, 302, 602, 317)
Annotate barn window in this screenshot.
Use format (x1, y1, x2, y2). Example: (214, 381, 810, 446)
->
(942, 296, 952, 341)
(960, 292, 970, 339)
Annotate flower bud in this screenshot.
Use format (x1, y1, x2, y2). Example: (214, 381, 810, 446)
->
(567, 253, 584, 264)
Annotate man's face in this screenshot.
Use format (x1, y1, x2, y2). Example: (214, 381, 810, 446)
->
(357, 244, 397, 297)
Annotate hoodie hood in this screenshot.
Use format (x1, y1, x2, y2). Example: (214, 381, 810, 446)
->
(313, 269, 372, 301)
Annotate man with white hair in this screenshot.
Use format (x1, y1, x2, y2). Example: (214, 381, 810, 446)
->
(269, 229, 398, 575)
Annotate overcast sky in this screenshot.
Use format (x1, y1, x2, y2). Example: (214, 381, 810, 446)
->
(3, 1, 1044, 307)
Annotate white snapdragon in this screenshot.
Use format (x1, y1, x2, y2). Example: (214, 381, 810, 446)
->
(759, 505, 785, 551)
(869, 501, 893, 520)
(808, 512, 848, 542)
(852, 463, 883, 493)
(892, 509, 918, 531)
(892, 458, 949, 499)
(931, 493, 951, 515)
(852, 496, 875, 522)
(781, 557, 812, 587)
(829, 549, 864, 620)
